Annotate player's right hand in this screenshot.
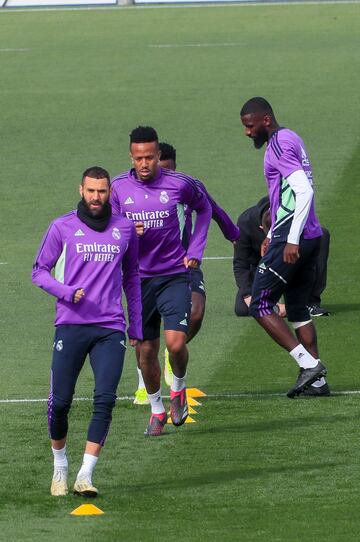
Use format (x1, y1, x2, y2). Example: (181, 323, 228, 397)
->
(135, 222, 144, 236)
(73, 288, 85, 303)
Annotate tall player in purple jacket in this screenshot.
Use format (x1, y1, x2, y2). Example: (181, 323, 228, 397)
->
(32, 167, 142, 497)
(111, 127, 212, 436)
(240, 97, 328, 398)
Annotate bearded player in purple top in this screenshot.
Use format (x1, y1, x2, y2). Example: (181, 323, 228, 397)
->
(32, 167, 142, 497)
(240, 97, 328, 398)
(111, 126, 212, 436)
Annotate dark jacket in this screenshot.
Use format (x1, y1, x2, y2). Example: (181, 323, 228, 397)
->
(233, 197, 269, 299)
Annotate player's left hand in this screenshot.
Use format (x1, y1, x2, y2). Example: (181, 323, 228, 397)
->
(184, 257, 199, 269)
(283, 243, 299, 264)
(129, 339, 138, 347)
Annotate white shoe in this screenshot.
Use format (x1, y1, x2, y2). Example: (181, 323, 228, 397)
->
(51, 467, 68, 496)
(73, 476, 98, 497)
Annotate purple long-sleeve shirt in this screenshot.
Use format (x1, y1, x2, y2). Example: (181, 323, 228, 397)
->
(32, 211, 143, 339)
(182, 179, 240, 248)
(265, 128, 322, 243)
(110, 168, 212, 278)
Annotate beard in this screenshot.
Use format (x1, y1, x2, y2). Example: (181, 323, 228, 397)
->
(252, 131, 268, 149)
(82, 197, 106, 217)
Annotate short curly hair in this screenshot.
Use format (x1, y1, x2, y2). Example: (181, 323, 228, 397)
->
(129, 126, 158, 146)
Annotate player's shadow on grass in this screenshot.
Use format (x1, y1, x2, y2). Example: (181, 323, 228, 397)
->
(190, 412, 357, 436)
(325, 303, 360, 314)
(124, 461, 342, 493)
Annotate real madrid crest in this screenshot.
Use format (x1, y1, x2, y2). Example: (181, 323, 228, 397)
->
(112, 227, 121, 240)
(160, 191, 169, 204)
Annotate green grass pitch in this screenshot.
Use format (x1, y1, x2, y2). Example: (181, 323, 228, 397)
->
(0, 3, 360, 540)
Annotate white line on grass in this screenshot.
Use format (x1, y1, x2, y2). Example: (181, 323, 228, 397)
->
(2, 390, 360, 404)
(0, 262, 8, 265)
(148, 42, 242, 48)
(0, 1, 359, 14)
(203, 256, 232, 260)
(0, 48, 30, 52)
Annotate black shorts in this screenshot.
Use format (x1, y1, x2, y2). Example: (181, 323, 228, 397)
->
(189, 267, 206, 297)
(249, 237, 321, 322)
(141, 273, 192, 340)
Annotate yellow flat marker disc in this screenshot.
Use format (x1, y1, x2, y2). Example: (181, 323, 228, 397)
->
(70, 504, 104, 516)
(187, 397, 202, 407)
(186, 388, 207, 398)
(166, 404, 198, 416)
(184, 416, 196, 424)
(167, 415, 197, 424)
(185, 416, 196, 423)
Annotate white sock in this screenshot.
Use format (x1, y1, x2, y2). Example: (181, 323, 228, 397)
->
(311, 377, 326, 388)
(289, 345, 318, 369)
(171, 373, 187, 393)
(77, 453, 98, 481)
(147, 389, 165, 414)
(137, 367, 145, 389)
(52, 446, 68, 469)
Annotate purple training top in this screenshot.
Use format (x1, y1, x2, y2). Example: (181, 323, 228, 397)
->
(264, 128, 322, 242)
(32, 211, 142, 339)
(110, 168, 212, 278)
(182, 178, 240, 249)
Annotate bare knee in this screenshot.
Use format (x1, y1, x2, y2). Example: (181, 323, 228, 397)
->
(168, 338, 187, 356)
(165, 332, 187, 356)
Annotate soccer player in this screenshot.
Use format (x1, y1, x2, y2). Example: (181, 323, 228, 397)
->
(233, 196, 287, 317)
(32, 167, 142, 496)
(133, 141, 240, 402)
(240, 97, 328, 398)
(233, 196, 330, 318)
(111, 127, 212, 435)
